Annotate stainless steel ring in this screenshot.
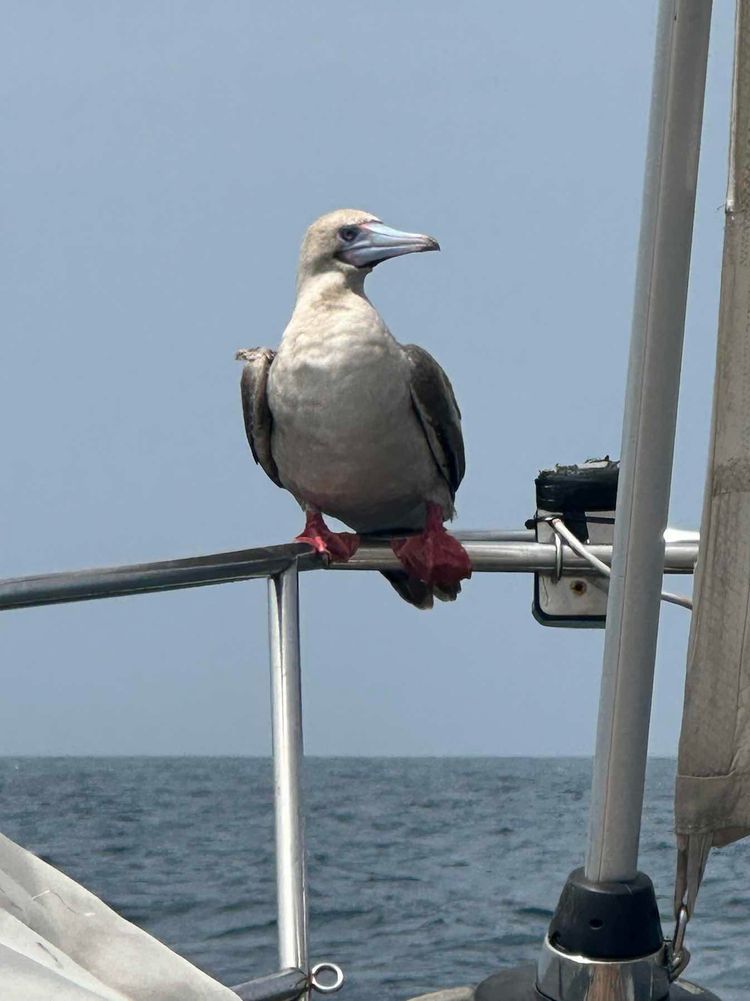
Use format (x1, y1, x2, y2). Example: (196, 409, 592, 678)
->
(311, 962, 345, 994)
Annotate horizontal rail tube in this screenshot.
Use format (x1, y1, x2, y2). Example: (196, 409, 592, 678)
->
(0, 533, 697, 611)
(332, 539, 697, 574)
(0, 543, 318, 610)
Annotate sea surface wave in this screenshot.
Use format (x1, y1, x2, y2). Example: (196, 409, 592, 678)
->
(0, 757, 746, 1000)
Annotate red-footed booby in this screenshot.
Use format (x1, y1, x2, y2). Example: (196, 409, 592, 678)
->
(236, 209, 472, 608)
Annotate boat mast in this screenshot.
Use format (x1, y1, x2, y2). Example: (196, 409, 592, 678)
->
(585, 0, 712, 884)
(474, 4, 720, 999)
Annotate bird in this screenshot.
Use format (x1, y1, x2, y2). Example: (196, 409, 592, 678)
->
(236, 208, 472, 609)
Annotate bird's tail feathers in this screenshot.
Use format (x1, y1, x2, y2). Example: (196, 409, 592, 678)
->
(380, 571, 462, 609)
(433, 581, 461, 602)
(380, 571, 434, 609)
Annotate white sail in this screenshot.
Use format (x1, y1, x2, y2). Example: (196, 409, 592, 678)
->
(675, 0, 750, 914)
(0, 830, 238, 1001)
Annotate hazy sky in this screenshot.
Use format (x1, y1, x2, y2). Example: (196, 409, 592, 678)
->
(0, 2, 735, 755)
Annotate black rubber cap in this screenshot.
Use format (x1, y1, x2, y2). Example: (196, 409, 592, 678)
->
(535, 461, 619, 514)
(548, 867, 663, 960)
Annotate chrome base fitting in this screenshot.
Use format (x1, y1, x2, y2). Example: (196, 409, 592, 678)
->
(541, 868, 670, 999)
(537, 934, 668, 1000)
(473, 964, 722, 1001)
(472, 867, 724, 1001)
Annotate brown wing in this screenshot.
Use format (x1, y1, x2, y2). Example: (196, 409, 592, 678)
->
(236, 347, 282, 488)
(402, 343, 465, 498)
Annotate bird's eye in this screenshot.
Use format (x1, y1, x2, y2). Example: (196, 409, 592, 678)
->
(338, 226, 359, 243)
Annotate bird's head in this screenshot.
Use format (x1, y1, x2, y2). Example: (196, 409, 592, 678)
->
(296, 209, 439, 290)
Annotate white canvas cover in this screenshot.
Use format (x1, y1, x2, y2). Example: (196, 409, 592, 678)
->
(674, 0, 750, 915)
(0, 830, 239, 1000)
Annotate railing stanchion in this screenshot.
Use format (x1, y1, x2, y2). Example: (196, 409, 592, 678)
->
(267, 563, 308, 991)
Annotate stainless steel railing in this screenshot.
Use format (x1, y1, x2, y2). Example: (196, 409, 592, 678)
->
(0, 531, 696, 611)
(268, 566, 308, 979)
(0, 529, 698, 1000)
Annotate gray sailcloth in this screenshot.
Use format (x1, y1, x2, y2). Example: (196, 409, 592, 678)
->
(675, 0, 750, 915)
(0, 831, 239, 1000)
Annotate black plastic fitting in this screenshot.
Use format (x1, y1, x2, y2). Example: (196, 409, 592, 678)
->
(547, 867, 664, 960)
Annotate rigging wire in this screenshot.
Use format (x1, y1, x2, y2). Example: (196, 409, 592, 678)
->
(546, 517, 693, 611)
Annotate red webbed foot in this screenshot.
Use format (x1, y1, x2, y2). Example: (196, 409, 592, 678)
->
(390, 503, 472, 586)
(294, 511, 360, 562)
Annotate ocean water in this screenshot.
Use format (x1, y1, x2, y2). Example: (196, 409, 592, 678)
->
(0, 757, 746, 1001)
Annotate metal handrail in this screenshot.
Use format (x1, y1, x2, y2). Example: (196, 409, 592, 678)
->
(0, 528, 699, 1000)
(0, 531, 697, 611)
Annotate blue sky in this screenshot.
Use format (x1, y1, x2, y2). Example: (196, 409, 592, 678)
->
(0, 1, 734, 754)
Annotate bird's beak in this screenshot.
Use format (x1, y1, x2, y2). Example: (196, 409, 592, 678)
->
(339, 222, 440, 269)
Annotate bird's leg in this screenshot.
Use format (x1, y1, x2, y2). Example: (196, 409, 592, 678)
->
(390, 503, 472, 585)
(294, 510, 360, 561)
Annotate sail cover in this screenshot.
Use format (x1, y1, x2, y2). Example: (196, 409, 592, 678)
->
(0, 830, 239, 1000)
(674, 0, 750, 915)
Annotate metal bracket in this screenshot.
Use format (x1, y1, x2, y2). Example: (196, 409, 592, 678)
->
(532, 510, 613, 628)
